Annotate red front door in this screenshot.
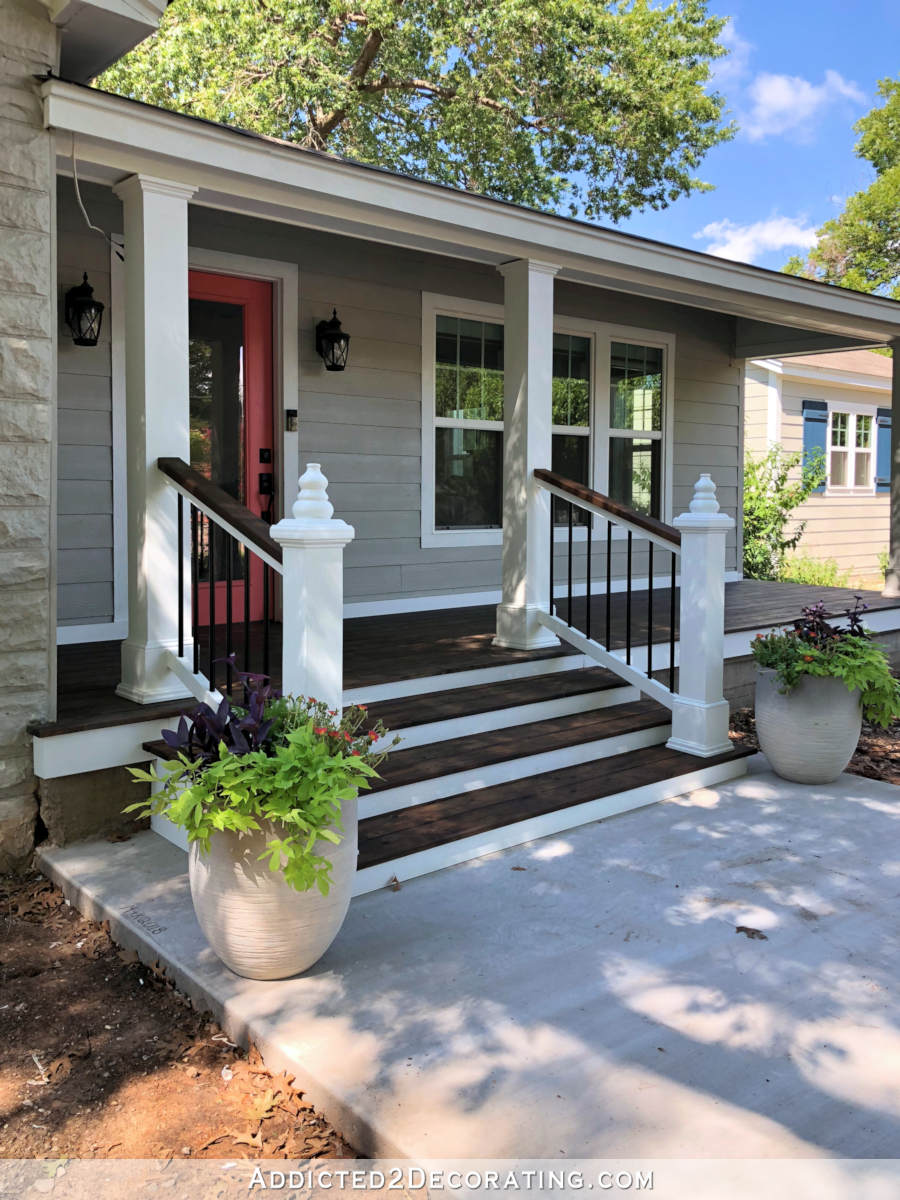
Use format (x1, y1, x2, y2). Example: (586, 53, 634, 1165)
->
(189, 270, 274, 624)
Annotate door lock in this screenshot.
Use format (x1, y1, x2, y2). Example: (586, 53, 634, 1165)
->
(258, 472, 274, 495)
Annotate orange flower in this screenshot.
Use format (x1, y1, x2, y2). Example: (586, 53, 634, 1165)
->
(802, 654, 814, 662)
(313, 726, 327, 735)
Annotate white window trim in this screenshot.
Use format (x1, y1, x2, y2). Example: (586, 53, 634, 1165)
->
(825, 398, 877, 497)
(420, 291, 675, 548)
(58, 245, 300, 645)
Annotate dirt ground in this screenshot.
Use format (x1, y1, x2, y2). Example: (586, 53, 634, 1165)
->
(0, 871, 356, 1160)
(730, 708, 900, 785)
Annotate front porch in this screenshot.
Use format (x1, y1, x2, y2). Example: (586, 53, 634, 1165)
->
(43, 579, 900, 738)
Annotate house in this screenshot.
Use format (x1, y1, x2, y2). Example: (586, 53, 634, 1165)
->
(746, 350, 894, 586)
(4, 0, 900, 884)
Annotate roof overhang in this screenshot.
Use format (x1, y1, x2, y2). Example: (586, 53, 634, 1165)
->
(44, 79, 900, 356)
(45, 0, 166, 83)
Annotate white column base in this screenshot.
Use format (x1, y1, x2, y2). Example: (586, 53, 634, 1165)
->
(116, 638, 194, 704)
(883, 570, 900, 599)
(666, 697, 732, 759)
(492, 603, 560, 651)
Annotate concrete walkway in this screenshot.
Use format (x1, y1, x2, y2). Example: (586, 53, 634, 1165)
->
(37, 757, 900, 1158)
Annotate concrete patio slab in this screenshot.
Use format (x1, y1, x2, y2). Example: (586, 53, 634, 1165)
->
(37, 756, 900, 1159)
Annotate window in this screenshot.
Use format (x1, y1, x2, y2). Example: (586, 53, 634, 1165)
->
(828, 409, 874, 491)
(609, 342, 663, 517)
(423, 296, 672, 544)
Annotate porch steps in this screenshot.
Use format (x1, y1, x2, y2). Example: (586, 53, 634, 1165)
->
(362, 698, 670, 817)
(353, 741, 754, 896)
(363, 665, 637, 749)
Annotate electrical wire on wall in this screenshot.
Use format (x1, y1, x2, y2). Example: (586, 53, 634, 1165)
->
(71, 132, 124, 261)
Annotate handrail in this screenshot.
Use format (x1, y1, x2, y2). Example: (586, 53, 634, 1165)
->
(534, 469, 681, 550)
(158, 457, 283, 570)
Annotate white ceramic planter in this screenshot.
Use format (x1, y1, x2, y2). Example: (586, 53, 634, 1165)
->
(755, 668, 862, 784)
(188, 798, 358, 980)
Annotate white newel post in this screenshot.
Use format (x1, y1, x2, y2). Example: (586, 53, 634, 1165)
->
(114, 174, 197, 703)
(494, 258, 560, 650)
(667, 475, 735, 758)
(270, 464, 355, 712)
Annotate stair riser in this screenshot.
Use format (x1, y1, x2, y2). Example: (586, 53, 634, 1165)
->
(352, 755, 749, 896)
(343, 653, 587, 707)
(373, 684, 640, 753)
(361, 722, 670, 819)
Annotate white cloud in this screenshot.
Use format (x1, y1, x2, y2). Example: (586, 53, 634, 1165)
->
(743, 69, 865, 141)
(694, 216, 818, 264)
(712, 19, 753, 90)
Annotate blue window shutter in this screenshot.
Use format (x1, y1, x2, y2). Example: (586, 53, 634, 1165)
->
(876, 407, 892, 493)
(801, 399, 827, 493)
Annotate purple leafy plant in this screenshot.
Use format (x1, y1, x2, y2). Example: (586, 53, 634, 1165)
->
(161, 656, 280, 765)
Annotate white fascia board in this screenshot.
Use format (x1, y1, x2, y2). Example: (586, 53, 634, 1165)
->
(43, 80, 900, 345)
(777, 362, 892, 393)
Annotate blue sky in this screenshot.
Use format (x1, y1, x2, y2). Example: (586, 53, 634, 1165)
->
(617, 0, 900, 270)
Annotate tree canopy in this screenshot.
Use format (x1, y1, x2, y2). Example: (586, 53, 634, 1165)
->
(98, 0, 733, 221)
(785, 77, 900, 299)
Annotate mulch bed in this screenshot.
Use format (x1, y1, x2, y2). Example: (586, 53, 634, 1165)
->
(0, 872, 356, 1160)
(730, 708, 900, 785)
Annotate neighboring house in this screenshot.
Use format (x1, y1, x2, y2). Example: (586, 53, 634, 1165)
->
(746, 351, 894, 585)
(4, 0, 900, 880)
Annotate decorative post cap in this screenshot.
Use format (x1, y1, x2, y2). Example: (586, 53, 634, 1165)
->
(292, 463, 334, 520)
(689, 474, 720, 515)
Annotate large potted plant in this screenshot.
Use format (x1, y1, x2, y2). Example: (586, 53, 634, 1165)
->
(750, 599, 900, 783)
(127, 667, 394, 980)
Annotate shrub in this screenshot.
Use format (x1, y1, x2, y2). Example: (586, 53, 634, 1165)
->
(750, 598, 900, 727)
(781, 553, 850, 588)
(743, 446, 825, 581)
(878, 548, 890, 581)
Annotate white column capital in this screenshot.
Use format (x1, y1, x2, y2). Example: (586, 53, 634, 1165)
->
(113, 173, 198, 203)
(497, 258, 561, 280)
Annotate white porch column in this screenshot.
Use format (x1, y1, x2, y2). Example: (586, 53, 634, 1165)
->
(667, 475, 734, 757)
(493, 258, 560, 650)
(113, 174, 197, 703)
(270, 464, 355, 711)
(883, 338, 900, 597)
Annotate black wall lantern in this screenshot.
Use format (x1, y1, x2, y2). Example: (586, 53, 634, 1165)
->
(315, 308, 350, 371)
(64, 272, 104, 347)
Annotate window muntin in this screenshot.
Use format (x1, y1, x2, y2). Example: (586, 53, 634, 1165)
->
(829, 409, 873, 492)
(608, 341, 664, 517)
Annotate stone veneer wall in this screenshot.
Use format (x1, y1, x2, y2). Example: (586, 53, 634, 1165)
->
(0, 0, 58, 869)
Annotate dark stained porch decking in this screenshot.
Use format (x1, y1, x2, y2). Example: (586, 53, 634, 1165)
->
(41, 579, 900, 737)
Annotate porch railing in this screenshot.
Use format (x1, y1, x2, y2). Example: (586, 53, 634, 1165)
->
(534, 468, 735, 758)
(156, 458, 354, 712)
(158, 457, 283, 700)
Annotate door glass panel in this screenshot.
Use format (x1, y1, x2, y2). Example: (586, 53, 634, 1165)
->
(190, 298, 246, 584)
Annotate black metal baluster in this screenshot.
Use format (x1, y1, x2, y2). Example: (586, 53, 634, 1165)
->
(567, 501, 573, 628)
(208, 522, 216, 693)
(191, 508, 199, 674)
(585, 514, 592, 642)
(177, 494, 184, 659)
(243, 544, 251, 674)
(225, 532, 233, 696)
(549, 497, 555, 618)
(626, 530, 633, 665)
(263, 565, 271, 680)
(669, 552, 677, 691)
(647, 540, 654, 680)
(605, 521, 612, 650)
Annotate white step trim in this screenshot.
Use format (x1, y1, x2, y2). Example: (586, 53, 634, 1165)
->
(352, 753, 749, 896)
(33, 715, 184, 780)
(361, 720, 670, 818)
(380, 683, 639, 751)
(343, 652, 587, 706)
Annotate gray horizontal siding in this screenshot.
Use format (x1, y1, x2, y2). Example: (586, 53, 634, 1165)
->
(56, 179, 120, 626)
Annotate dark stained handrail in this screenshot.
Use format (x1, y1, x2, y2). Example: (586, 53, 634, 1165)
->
(158, 457, 283, 565)
(534, 468, 681, 548)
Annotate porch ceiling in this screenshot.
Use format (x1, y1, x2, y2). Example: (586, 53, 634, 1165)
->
(44, 78, 900, 356)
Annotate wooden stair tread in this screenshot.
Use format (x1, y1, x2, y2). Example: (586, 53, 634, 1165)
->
(363, 666, 623, 730)
(369, 699, 669, 792)
(357, 742, 754, 869)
